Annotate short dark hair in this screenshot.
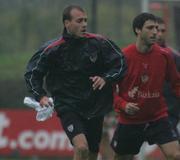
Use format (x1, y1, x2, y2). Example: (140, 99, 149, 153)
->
(62, 5, 85, 24)
(132, 12, 157, 35)
(156, 16, 165, 24)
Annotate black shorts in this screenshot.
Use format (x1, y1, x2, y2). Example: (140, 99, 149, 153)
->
(111, 118, 178, 155)
(58, 112, 104, 153)
(168, 115, 180, 138)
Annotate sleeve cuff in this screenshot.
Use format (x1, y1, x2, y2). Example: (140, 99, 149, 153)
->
(113, 94, 127, 112)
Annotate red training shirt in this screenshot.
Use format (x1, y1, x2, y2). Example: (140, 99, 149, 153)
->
(114, 44, 180, 124)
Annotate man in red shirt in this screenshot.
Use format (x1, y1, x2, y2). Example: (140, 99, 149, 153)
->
(111, 13, 180, 160)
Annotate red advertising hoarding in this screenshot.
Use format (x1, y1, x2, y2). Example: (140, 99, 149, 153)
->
(0, 109, 73, 157)
(0, 109, 166, 159)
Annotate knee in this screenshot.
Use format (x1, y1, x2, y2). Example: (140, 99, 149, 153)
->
(173, 153, 180, 160)
(167, 152, 180, 160)
(75, 145, 89, 159)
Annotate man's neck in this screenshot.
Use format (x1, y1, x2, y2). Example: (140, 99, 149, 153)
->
(136, 40, 152, 54)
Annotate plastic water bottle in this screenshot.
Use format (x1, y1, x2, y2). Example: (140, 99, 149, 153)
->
(23, 97, 54, 121)
(36, 105, 54, 121)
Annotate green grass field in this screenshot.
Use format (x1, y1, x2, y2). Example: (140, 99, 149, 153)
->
(0, 53, 32, 81)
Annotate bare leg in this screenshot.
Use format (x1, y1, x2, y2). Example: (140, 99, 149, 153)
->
(72, 133, 89, 160)
(101, 131, 114, 160)
(159, 140, 180, 160)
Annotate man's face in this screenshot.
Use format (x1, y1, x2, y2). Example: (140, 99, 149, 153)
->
(157, 23, 166, 46)
(65, 9, 87, 37)
(137, 20, 158, 46)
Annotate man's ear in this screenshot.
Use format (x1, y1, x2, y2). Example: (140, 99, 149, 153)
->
(64, 20, 70, 28)
(135, 28, 141, 35)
